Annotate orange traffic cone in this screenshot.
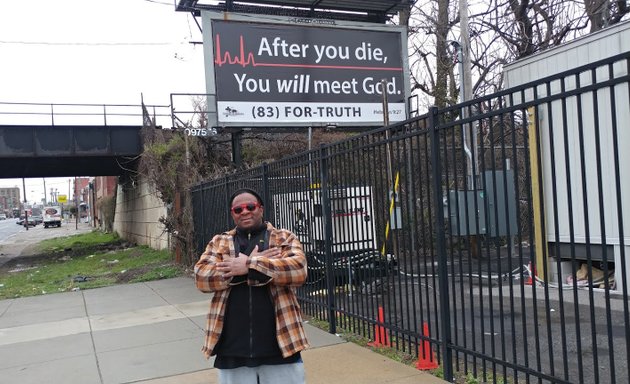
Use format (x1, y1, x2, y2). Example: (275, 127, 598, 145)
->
(367, 306, 390, 347)
(416, 322, 438, 370)
(525, 262, 536, 285)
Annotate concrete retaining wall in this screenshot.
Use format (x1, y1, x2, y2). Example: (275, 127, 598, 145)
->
(113, 177, 170, 250)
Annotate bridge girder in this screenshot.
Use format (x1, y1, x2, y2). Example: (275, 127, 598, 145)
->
(0, 125, 143, 178)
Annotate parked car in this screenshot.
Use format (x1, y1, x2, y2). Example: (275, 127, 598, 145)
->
(16, 216, 37, 227)
(0, 213, 6, 220)
(30, 215, 43, 225)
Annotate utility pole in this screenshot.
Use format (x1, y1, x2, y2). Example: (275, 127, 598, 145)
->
(457, 0, 480, 261)
(43, 178, 47, 205)
(22, 178, 28, 230)
(458, 0, 476, 185)
(22, 178, 26, 206)
(75, 177, 78, 230)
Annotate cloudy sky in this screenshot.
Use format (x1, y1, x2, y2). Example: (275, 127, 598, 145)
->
(0, 0, 206, 200)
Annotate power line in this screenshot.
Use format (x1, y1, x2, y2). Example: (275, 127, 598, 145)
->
(0, 40, 177, 46)
(141, 0, 173, 5)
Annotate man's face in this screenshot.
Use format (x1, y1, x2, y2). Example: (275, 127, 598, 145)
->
(230, 192, 264, 230)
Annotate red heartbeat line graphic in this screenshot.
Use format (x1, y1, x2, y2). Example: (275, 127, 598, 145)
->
(214, 34, 256, 67)
(213, 34, 402, 71)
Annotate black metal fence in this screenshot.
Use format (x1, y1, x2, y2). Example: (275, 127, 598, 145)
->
(191, 52, 630, 383)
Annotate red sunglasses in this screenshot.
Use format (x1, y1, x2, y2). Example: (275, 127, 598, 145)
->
(231, 202, 261, 214)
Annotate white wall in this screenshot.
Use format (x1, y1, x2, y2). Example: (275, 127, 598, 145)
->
(113, 176, 170, 250)
(504, 21, 630, 248)
(504, 21, 630, 88)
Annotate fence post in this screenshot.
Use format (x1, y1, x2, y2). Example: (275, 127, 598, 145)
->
(429, 106, 452, 381)
(224, 175, 231, 229)
(261, 163, 270, 209)
(198, 185, 205, 256)
(319, 145, 336, 334)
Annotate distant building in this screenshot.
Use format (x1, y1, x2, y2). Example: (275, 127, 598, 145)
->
(0, 187, 21, 216)
(89, 176, 117, 228)
(73, 177, 91, 206)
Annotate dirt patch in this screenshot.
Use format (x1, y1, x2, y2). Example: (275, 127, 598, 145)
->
(125, 248, 145, 258)
(0, 222, 94, 268)
(0, 242, 132, 273)
(0, 253, 58, 272)
(114, 265, 156, 283)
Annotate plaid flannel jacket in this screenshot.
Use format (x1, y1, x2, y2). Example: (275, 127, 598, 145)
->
(194, 222, 310, 359)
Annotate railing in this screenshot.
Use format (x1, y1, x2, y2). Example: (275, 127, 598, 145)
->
(0, 101, 171, 126)
(190, 52, 630, 383)
(0, 96, 220, 132)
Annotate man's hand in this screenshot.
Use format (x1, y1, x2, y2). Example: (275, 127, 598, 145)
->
(251, 244, 281, 260)
(217, 245, 281, 278)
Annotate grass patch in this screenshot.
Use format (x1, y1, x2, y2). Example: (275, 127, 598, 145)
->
(0, 232, 186, 299)
(35, 230, 121, 253)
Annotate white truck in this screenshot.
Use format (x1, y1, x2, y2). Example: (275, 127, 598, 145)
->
(43, 206, 62, 228)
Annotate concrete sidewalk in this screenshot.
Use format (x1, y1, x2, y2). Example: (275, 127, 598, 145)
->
(0, 277, 448, 384)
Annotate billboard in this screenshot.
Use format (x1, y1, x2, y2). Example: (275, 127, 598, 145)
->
(202, 13, 409, 127)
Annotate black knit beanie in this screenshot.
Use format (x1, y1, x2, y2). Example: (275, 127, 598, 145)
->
(229, 188, 264, 207)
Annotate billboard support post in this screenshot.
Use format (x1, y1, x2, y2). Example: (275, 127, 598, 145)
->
(231, 130, 243, 166)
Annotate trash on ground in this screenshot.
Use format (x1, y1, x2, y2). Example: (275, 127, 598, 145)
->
(566, 264, 615, 289)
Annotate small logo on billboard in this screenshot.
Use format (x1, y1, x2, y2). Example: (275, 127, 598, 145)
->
(224, 106, 244, 117)
(287, 18, 336, 26)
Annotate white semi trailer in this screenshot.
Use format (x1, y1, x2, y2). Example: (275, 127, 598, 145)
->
(272, 185, 395, 286)
(504, 21, 630, 291)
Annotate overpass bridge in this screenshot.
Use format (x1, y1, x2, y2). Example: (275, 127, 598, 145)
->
(0, 100, 179, 253)
(0, 124, 143, 178)
(0, 101, 171, 178)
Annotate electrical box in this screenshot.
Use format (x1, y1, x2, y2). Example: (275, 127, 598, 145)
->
(448, 190, 486, 235)
(482, 170, 518, 237)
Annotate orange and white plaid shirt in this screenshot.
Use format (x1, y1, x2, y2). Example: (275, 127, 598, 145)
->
(194, 222, 309, 359)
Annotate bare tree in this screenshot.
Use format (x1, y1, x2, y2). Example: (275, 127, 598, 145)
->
(407, 0, 602, 114)
(408, 0, 460, 109)
(584, 0, 630, 31)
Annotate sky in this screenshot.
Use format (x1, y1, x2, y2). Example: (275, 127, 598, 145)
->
(0, 0, 207, 201)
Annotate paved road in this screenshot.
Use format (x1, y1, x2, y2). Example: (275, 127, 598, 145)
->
(0, 218, 22, 247)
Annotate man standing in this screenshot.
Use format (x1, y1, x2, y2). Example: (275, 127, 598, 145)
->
(195, 188, 309, 384)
